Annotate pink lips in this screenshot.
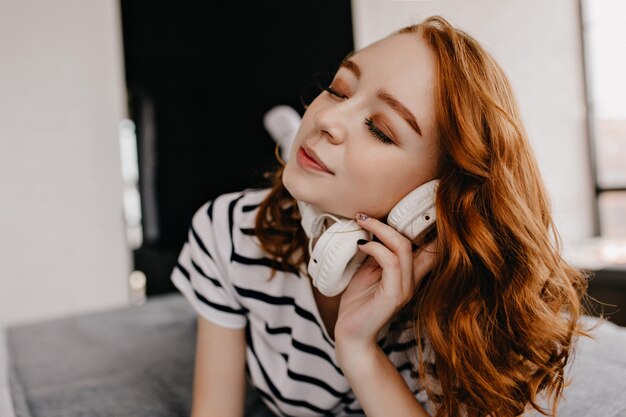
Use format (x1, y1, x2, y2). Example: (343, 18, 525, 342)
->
(296, 146, 334, 174)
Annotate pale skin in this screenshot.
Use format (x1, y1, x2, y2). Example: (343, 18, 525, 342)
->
(191, 30, 439, 416)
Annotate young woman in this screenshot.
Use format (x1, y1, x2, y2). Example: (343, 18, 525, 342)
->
(171, 15, 588, 417)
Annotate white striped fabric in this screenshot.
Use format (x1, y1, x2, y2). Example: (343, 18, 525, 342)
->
(171, 188, 433, 416)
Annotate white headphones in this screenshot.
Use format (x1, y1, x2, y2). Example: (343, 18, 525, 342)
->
(298, 179, 439, 296)
(386, 179, 439, 241)
(297, 202, 371, 296)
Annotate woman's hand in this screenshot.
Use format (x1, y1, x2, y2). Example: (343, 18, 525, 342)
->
(334, 213, 437, 363)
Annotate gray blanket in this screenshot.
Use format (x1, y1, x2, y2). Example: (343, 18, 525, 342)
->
(5, 293, 626, 417)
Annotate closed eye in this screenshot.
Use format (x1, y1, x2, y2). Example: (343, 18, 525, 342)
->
(365, 117, 394, 145)
(324, 82, 396, 145)
(323, 85, 348, 100)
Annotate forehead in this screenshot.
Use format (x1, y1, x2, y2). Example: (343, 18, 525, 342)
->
(347, 33, 437, 138)
(352, 33, 435, 81)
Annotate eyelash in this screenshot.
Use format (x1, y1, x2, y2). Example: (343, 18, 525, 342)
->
(323, 85, 395, 145)
(365, 118, 394, 145)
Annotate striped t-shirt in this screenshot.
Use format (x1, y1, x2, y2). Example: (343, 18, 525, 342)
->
(171, 187, 436, 416)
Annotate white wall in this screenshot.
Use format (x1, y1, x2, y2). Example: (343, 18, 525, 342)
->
(0, 0, 131, 329)
(351, 0, 595, 243)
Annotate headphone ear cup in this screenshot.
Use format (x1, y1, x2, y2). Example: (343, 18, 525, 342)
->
(308, 220, 371, 296)
(387, 179, 439, 240)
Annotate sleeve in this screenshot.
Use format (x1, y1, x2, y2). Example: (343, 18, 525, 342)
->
(170, 198, 247, 329)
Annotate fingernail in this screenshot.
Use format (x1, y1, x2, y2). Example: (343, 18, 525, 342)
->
(357, 239, 369, 245)
(356, 213, 369, 221)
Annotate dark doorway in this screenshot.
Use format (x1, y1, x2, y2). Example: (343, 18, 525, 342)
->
(119, 2, 354, 296)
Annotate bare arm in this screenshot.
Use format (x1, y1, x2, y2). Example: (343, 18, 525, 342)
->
(335, 214, 437, 416)
(191, 315, 247, 417)
(337, 342, 431, 417)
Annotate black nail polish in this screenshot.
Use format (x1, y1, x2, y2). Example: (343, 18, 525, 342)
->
(357, 239, 369, 245)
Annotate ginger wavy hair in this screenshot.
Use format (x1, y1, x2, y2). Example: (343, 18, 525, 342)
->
(255, 15, 589, 417)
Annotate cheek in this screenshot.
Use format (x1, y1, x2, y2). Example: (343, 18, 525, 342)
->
(344, 150, 438, 211)
(341, 151, 406, 210)
(282, 162, 301, 198)
(288, 127, 306, 161)
(345, 146, 398, 185)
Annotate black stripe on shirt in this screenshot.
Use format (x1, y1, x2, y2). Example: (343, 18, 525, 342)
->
(240, 227, 256, 236)
(254, 386, 301, 417)
(285, 366, 350, 399)
(242, 202, 261, 212)
(175, 250, 222, 290)
(236, 287, 334, 347)
(206, 199, 215, 221)
(190, 224, 213, 261)
(175, 262, 190, 280)
(191, 259, 222, 288)
(265, 322, 343, 375)
(228, 193, 247, 254)
(245, 326, 335, 416)
(397, 361, 414, 373)
(410, 362, 437, 379)
(227, 193, 300, 276)
(231, 252, 300, 275)
(265, 323, 292, 335)
(292, 339, 344, 375)
(175, 254, 244, 315)
(193, 289, 247, 315)
(256, 326, 354, 404)
(383, 339, 418, 355)
(343, 404, 365, 415)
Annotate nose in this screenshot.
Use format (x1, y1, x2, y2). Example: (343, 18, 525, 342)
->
(313, 103, 349, 145)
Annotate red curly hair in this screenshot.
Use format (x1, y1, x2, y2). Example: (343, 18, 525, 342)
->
(255, 15, 588, 417)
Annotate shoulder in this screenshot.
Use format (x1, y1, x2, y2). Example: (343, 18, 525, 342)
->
(172, 188, 274, 328)
(190, 187, 271, 232)
(188, 187, 271, 259)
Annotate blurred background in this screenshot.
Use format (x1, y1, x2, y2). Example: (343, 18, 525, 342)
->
(1, 0, 625, 336)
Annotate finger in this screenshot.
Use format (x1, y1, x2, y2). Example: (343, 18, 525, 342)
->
(349, 252, 381, 290)
(356, 240, 405, 303)
(356, 213, 413, 255)
(412, 241, 437, 285)
(356, 213, 413, 293)
(361, 253, 379, 270)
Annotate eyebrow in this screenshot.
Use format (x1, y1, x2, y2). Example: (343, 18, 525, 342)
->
(339, 58, 361, 79)
(339, 59, 422, 136)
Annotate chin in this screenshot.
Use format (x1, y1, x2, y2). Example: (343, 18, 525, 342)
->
(282, 164, 356, 218)
(283, 180, 316, 208)
(282, 165, 314, 204)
